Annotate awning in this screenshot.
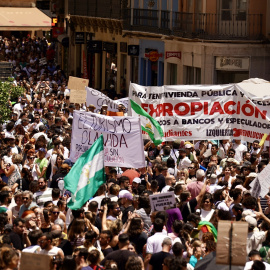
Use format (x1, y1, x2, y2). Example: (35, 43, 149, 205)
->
(0, 7, 51, 31)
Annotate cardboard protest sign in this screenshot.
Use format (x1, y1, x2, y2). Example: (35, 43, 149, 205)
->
(20, 252, 51, 270)
(68, 76, 89, 104)
(216, 221, 248, 266)
(149, 192, 176, 211)
(250, 164, 270, 198)
(129, 83, 270, 144)
(86, 87, 129, 113)
(69, 111, 145, 168)
(107, 111, 124, 116)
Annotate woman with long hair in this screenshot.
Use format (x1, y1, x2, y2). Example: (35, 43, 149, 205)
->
(41, 208, 53, 233)
(134, 195, 152, 232)
(198, 193, 215, 222)
(68, 218, 86, 248)
(52, 154, 64, 176)
(2, 154, 22, 188)
(127, 217, 147, 257)
(12, 168, 33, 192)
(0, 247, 19, 270)
(218, 166, 233, 188)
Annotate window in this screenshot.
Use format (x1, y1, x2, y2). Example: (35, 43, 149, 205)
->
(184, 66, 201, 84)
(221, 0, 232, 21)
(167, 63, 177, 85)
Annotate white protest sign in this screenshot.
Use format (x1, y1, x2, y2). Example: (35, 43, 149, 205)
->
(86, 87, 129, 113)
(69, 111, 145, 168)
(149, 191, 176, 211)
(129, 83, 270, 144)
(250, 164, 270, 197)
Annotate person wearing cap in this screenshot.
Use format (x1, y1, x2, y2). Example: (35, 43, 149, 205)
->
(132, 177, 141, 194)
(100, 104, 108, 115)
(87, 104, 96, 113)
(35, 148, 48, 179)
(184, 142, 195, 161)
(177, 148, 192, 170)
(119, 191, 134, 224)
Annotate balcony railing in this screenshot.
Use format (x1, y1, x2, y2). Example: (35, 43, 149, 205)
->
(68, 1, 264, 41)
(125, 9, 263, 40)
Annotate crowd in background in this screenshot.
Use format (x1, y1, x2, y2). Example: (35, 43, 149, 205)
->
(0, 35, 270, 270)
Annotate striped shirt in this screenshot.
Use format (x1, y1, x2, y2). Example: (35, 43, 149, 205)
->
(33, 188, 53, 207)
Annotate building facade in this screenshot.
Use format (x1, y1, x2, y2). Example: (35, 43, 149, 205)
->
(60, 0, 270, 92)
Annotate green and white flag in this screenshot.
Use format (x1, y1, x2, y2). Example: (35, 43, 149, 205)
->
(130, 99, 164, 145)
(64, 135, 105, 210)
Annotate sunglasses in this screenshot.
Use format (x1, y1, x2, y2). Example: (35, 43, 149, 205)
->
(22, 197, 29, 200)
(28, 157, 35, 159)
(52, 211, 60, 215)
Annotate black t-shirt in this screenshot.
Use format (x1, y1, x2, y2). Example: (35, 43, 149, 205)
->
(58, 239, 73, 256)
(51, 172, 67, 189)
(9, 231, 24, 250)
(155, 174, 166, 192)
(129, 232, 147, 256)
(122, 205, 134, 224)
(101, 250, 138, 270)
(149, 251, 172, 270)
(181, 197, 198, 222)
(101, 247, 113, 257)
(15, 178, 30, 191)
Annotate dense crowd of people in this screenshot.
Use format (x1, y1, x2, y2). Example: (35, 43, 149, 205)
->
(0, 35, 270, 270)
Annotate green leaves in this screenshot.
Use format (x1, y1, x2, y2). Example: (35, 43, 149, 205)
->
(0, 78, 24, 125)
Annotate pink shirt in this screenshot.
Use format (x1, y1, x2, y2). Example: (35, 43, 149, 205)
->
(187, 181, 210, 199)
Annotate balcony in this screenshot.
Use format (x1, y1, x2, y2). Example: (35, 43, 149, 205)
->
(124, 9, 264, 41)
(67, 0, 264, 41)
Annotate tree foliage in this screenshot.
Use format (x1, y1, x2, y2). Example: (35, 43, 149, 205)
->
(0, 78, 24, 125)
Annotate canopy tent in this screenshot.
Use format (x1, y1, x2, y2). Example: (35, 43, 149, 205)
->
(0, 7, 51, 31)
(236, 78, 270, 100)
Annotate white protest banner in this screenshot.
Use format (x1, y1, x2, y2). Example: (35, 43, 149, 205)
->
(86, 87, 129, 113)
(250, 164, 270, 198)
(129, 83, 270, 144)
(69, 111, 145, 168)
(149, 191, 176, 211)
(68, 76, 89, 104)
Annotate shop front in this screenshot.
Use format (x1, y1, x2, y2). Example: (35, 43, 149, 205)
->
(139, 39, 164, 86)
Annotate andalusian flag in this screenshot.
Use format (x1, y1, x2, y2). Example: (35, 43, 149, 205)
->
(64, 135, 105, 210)
(130, 99, 163, 145)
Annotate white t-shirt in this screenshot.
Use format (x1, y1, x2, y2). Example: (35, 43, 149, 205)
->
(233, 143, 247, 162)
(244, 260, 270, 270)
(146, 232, 169, 254)
(178, 157, 191, 170)
(39, 246, 62, 256)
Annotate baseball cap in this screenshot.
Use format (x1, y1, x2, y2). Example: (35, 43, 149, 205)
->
(119, 190, 129, 198)
(122, 192, 133, 201)
(245, 215, 257, 227)
(185, 144, 192, 149)
(38, 148, 46, 152)
(133, 177, 141, 184)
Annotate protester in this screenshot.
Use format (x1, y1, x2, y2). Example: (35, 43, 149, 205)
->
(1, 34, 270, 270)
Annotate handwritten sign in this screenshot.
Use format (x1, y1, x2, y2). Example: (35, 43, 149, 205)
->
(68, 76, 89, 104)
(69, 111, 145, 168)
(250, 164, 270, 197)
(21, 253, 51, 270)
(149, 192, 176, 211)
(86, 87, 129, 113)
